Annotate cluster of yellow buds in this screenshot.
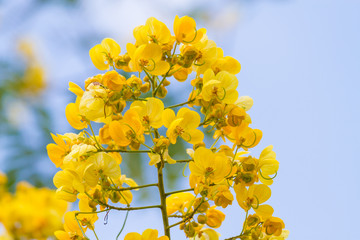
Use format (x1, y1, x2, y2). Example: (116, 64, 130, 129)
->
(47, 15, 288, 240)
(0, 172, 68, 239)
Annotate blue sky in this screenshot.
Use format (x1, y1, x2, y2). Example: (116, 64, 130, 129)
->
(1, 0, 360, 239)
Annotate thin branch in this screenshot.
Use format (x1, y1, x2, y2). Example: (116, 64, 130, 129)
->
(98, 149, 151, 153)
(102, 204, 161, 211)
(166, 159, 193, 164)
(165, 188, 194, 196)
(107, 183, 158, 192)
(165, 99, 195, 109)
(168, 214, 185, 218)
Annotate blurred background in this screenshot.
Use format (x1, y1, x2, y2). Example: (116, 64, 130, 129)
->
(0, 0, 359, 239)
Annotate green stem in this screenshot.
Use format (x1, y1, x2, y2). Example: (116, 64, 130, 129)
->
(107, 183, 158, 192)
(92, 229, 100, 240)
(240, 211, 249, 235)
(157, 158, 171, 238)
(165, 159, 192, 164)
(210, 136, 221, 148)
(165, 188, 194, 196)
(165, 99, 195, 109)
(98, 149, 150, 153)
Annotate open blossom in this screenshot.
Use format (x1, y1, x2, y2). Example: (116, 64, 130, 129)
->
(189, 147, 232, 184)
(162, 108, 204, 144)
(89, 38, 121, 70)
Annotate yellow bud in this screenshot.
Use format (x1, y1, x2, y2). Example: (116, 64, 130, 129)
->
(140, 82, 150, 93)
(263, 217, 285, 236)
(194, 198, 210, 213)
(162, 79, 171, 86)
(110, 191, 121, 203)
(126, 75, 142, 89)
(173, 68, 189, 82)
(205, 207, 225, 228)
(247, 214, 260, 227)
(197, 215, 207, 224)
(241, 157, 257, 172)
(143, 75, 150, 83)
(88, 200, 98, 210)
(103, 70, 126, 91)
(134, 90, 142, 97)
(156, 86, 167, 98)
(181, 45, 199, 68)
(227, 107, 246, 127)
(93, 189, 101, 200)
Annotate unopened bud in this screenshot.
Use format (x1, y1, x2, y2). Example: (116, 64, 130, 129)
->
(197, 215, 207, 224)
(156, 86, 167, 98)
(140, 82, 150, 93)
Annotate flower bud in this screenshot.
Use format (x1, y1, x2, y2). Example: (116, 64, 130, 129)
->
(156, 86, 167, 98)
(263, 217, 285, 236)
(197, 215, 207, 224)
(140, 82, 150, 93)
(205, 207, 225, 228)
(93, 189, 101, 200)
(110, 191, 121, 203)
(227, 107, 246, 127)
(193, 198, 210, 213)
(88, 200, 98, 210)
(162, 79, 171, 86)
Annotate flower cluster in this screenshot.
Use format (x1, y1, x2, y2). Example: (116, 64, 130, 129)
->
(47, 16, 288, 240)
(0, 172, 68, 239)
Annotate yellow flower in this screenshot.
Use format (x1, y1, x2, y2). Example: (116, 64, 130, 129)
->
(127, 43, 170, 75)
(174, 15, 198, 44)
(205, 207, 225, 228)
(227, 122, 262, 150)
(62, 143, 97, 167)
(65, 82, 88, 130)
(47, 133, 71, 168)
(234, 184, 274, 219)
(201, 69, 238, 104)
(89, 38, 121, 70)
(263, 217, 285, 237)
(109, 109, 144, 147)
(189, 147, 231, 184)
(102, 70, 126, 91)
(162, 108, 204, 144)
(211, 47, 241, 75)
(124, 229, 169, 240)
(134, 17, 172, 46)
(130, 97, 164, 129)
(79, 83, 112, 123)
(53, 169, 84, 202)
(210, 185, 234, 208)
(191, 37, 218, 74)
(54, 211, 86, 240)
(166, 192, 195, 215)
(83, 152, 121, 187)
(258, 146, 279, 185)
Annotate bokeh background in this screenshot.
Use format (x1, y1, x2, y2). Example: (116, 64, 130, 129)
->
(1, 0, 359, 239)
